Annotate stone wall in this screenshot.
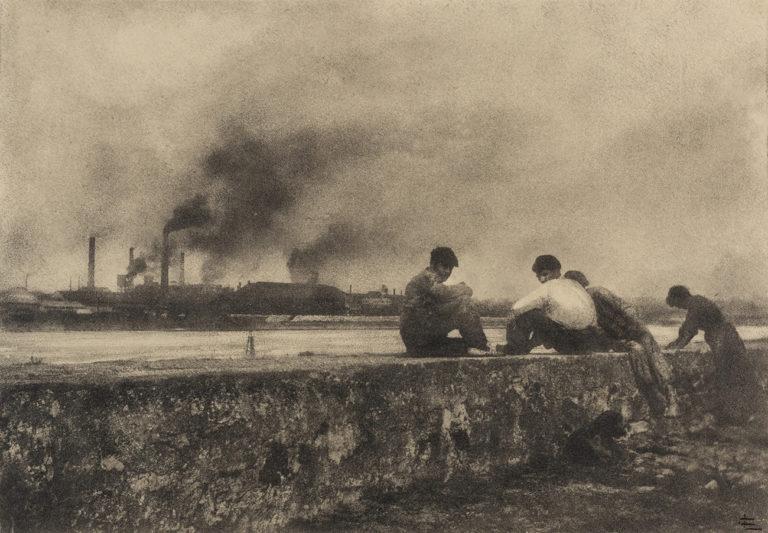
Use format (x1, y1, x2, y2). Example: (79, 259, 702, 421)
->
(0, 350, 763, 531)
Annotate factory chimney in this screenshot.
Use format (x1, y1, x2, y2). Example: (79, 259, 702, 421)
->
(160, 231, 170, 293)
(160, 194, 210, 296)
(87, 236, 96, 289)
(179, 252, 185, 286)
(119, 247, 137, 292)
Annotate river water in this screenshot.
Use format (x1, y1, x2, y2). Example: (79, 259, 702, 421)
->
(1, 325, 767, 365)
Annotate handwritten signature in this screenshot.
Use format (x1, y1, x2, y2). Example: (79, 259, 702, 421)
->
(739, 515, 763, 531)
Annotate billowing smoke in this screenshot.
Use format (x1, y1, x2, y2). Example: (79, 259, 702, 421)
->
(161, 194, 212, 288)
(126, 256, 147, 282)
(287, 250, 318, 284)
(286, 223, 390, 284)
(0, 2, 765, 298)
(172, 124, 399, 283)
(164, 194, 211, 235)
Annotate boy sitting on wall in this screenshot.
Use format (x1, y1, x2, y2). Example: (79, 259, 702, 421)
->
(400, 247, 491, 356)
(498, 255, 602, 355)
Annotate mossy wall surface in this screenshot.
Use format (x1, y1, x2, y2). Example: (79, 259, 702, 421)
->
(0, 351, 761, 531)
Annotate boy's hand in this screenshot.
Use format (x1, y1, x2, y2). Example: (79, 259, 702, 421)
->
(457, 282, 473, 297)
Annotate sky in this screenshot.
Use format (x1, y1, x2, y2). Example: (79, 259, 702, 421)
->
(0, 0, 766, 300)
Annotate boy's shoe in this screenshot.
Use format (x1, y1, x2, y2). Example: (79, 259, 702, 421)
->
(495, 343, 532, 355)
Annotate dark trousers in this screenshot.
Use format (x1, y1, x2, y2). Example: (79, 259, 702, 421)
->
(625, 333, 675, 417)
(501, 309, 601, 355)
(706, 322, 760, 425)
(400, 296, 488, 356)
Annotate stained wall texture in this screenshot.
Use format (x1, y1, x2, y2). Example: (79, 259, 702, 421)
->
(0, 351, 762, 531)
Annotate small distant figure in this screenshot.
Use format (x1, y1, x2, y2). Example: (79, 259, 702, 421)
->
(497, 255, 601, 355)
(400, 247, 491, 356)
(665, 285, 760, 425)
(245, 332, 256, 357)
(564, 410, 627, 466)
(564, 270, 676, 417)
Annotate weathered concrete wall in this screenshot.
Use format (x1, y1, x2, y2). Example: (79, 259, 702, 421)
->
(0, 350, 763, 531)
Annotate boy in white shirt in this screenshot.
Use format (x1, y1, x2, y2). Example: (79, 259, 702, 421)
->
(497, 255, 601, 355)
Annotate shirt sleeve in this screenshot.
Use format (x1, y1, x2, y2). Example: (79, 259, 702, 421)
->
(512, 285, 548, 315)
(419, 272, 470, 302)
(674, 308, 701, 347)
(598, 287, 640, 320)
(431, 283, 470, 300)
(621, 300, 641, 321)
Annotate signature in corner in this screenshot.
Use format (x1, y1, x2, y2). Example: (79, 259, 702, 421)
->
(739, 515, 763, 531)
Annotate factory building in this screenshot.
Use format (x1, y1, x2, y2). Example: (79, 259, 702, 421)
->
(227, 282, 347, 316)
(0, 288, 91, 326)
(0, 287, 41, 322)
(346, 285, 405, 316)
(1, 236, 409, 329)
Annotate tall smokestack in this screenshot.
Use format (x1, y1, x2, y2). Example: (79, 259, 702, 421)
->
(87, 236, 96, 289)
(161, 231, 170, 293)
(122, 247, 137, 290)
(179, 252, 185, 286)
(160, 194, 210, 295)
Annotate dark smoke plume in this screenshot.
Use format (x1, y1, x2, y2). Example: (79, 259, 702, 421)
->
(164, 194, 211, 234)
(162, 194, 212, 289)
(287, 250, 319, 284)
(1, 3, 764, 298)
(179, 124, 385, 280)
(126, 256, 147, 281)
(287, 222, 401, 285)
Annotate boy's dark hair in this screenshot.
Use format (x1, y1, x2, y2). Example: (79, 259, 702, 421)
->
(666, 285, 691, 304)
(430, 247, 459, 269)
(563, 270, 589, 287)
(532, 254, 561, 274)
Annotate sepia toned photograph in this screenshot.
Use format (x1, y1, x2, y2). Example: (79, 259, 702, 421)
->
(0, 0, 766, 530)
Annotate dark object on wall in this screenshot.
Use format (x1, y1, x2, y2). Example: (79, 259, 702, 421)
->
(564, 410, 627, 465)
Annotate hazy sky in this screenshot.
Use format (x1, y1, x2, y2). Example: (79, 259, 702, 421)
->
(1, 0, 766, 299)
